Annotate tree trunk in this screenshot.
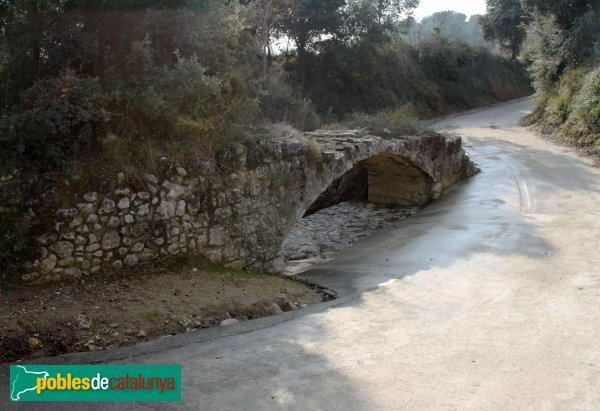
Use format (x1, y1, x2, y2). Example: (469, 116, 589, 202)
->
(29, 1, 41, 80)
(296, 38, 308, 90)
(31, 41, 40, 80)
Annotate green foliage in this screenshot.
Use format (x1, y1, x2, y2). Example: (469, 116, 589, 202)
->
(529, 65, 600, 153)
(335, 105, 423, 138)
(0, 71, 109, 171)
(542, 68, 587, 124)
(275, 0, 345, 51)
(521, 0, 598, 31)
(522, 0, 600, 149)
(297, 35, 531, 119)
(405, 11, 490, 47)
(343, 0, 418, 40)
(0, 0, 535, 175)
(479, 0, 528, 60)
(562, 67, 600, 144)
(523, 0, 599, 90)
(0, 1, 263, 172)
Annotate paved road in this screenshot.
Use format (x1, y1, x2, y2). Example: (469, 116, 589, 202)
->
(4, 98, 600, 410)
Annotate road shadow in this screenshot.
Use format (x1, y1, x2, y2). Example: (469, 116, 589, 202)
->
(0, 317, 368, 411)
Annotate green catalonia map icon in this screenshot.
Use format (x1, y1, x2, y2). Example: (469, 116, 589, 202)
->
(10, 365, 49, 401)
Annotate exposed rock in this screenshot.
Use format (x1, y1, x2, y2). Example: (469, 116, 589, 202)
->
(40, 254, 58, 274)
(283, 201, 419, 275)
(77, 203, 94, 215)
(76, 314, 92, 330)
(130, 223, 149, 238)
(131, 242, 145, 253)
(101, 231, 121, 250)
(220, 319, 240, 327)
(271, 303, 284, 315)
(57, 257, 74, 268)
(322, 289, 337, 298)
(36, 233, 57, 246)
(155, 200, 176, 220)
(63, 267, 82, 279)
(83, 192, 98, 202)
(137, 204, 149, 216)
(33, 247, 48, 260)
(49, 241, 74, 259)
(176, 200, 186, 217)
(56, 208, 78, 218)
(143, 173, 159, 184)
(117, 197, 130, 210)
(163, 181, 188, 200)
(209, 226, 229, 246)
(85, 243, 100, 253)
(98, 198, 116, 214)
(123, 254, 139, 266)
(28, 337, 43, 349)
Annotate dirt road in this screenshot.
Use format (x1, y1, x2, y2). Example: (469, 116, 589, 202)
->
(4, 98, 600, 410)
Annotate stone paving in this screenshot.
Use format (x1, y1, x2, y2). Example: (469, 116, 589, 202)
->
(282, 201, 419, 275)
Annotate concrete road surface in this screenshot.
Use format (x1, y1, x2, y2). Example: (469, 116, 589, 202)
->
(3, 98, 600, 410)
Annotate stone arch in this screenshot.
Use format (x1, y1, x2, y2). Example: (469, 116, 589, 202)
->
(359, 153, 434, 207)
(12, 130, 475, 282)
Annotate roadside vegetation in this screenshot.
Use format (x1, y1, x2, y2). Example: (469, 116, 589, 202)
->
(523, 1, 599, 156)
(0, 0, 531, 174)
(0, 255, 329, 362)
(481, 1, 599, 156)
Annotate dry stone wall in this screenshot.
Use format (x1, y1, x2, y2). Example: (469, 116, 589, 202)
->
(0, 130, 477, 283)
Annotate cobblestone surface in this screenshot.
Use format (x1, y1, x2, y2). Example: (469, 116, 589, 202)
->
(282, 201, 419, 275)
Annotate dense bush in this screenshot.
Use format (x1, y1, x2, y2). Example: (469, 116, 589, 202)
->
(0, 72, 109, 171)
(0, 2, 263, 172)
(519, 0, 599, 151)
(533, 66, 600, 153)
(292, 34, 531, 119)
(0, 0, 533, 174)
(567, 67, 600, 139)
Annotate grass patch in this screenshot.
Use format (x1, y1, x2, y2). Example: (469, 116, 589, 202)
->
(324, 105, 427, 138)
(0, 254, 327, 363)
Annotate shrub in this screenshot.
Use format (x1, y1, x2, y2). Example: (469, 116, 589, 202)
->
(563, 67, 600, 144)
(329, 105, 424, 137)
(292, 35, 531, 121)
(0, 4, 264, 173)
(0, 71, 109, 172)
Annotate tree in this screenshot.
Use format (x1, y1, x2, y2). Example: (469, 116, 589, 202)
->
(406, 11, 490, 46)
(344, 0, 418, 42)
(277, 0, 345, 55)
(0, 0, 264, 171)
(248, 0, 292, 80)
(275, 0, 345, 86)
(522, 0, 599, 85)
(479, 0, 528, 60)
(521, 0, 599, 31)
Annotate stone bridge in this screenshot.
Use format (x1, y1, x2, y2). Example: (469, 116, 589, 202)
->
(1, 130, 476, 282)
(303, 130, 476, 212)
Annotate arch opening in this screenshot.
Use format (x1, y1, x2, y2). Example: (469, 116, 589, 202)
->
(282, 152, 432, 275)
